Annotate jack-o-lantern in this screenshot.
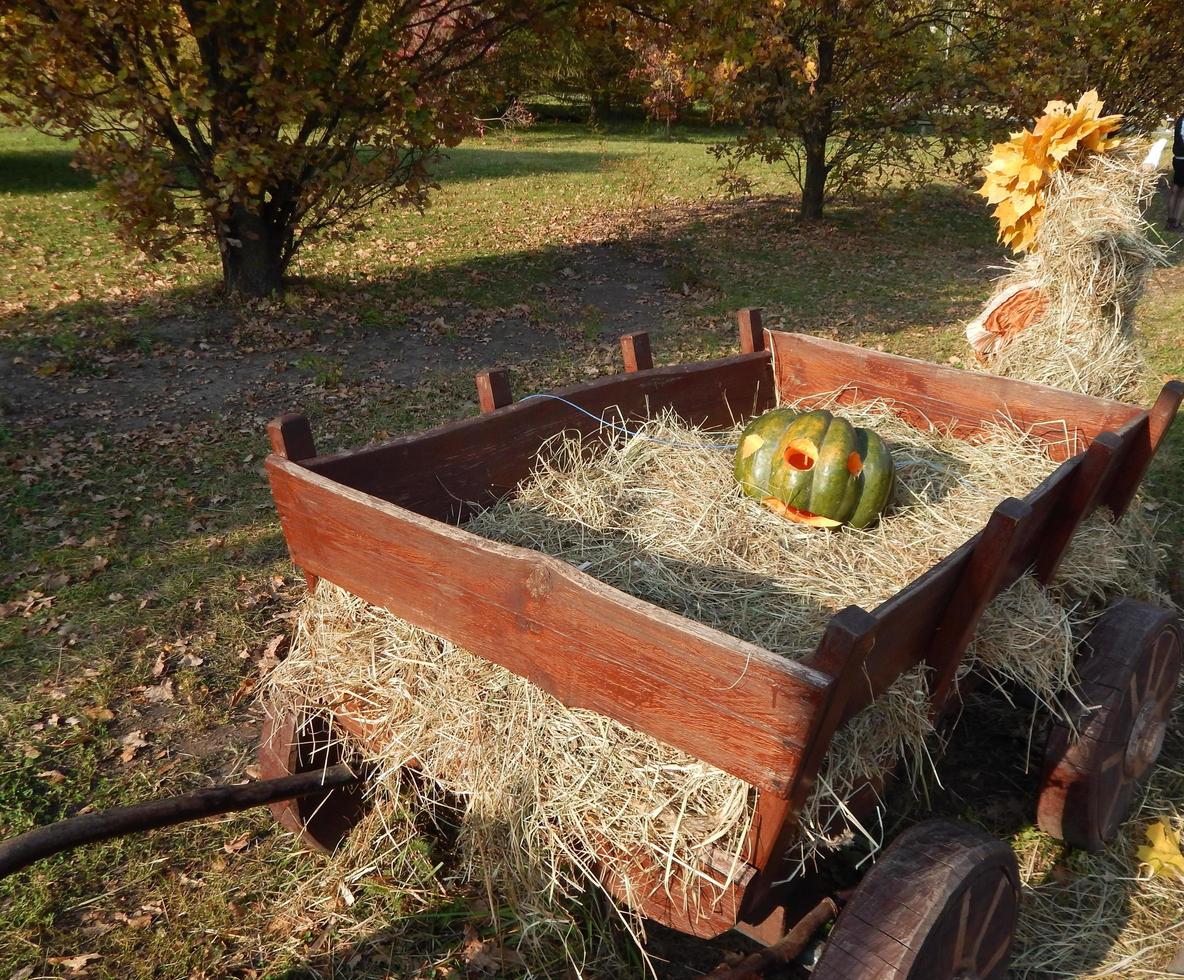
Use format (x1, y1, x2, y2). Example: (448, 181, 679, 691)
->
(734, 408, 895, 528)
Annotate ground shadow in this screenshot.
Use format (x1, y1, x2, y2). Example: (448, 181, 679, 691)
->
(436, 145, 613, 183)
(0, 147, 94, 196)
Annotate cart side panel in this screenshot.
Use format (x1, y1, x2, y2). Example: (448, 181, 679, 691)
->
(768, 331, 1143, 460)
(266, 458, 831, 795)
(830, 544, 972, 724)
(300, 351, 776, 522)
(827, 454, 1088, 723)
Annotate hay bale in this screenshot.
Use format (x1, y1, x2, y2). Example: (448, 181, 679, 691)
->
(265, 398, 1161, 964)
(971, 146, 1168, 400)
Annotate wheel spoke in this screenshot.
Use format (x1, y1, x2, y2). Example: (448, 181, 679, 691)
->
(953, 885, 973, 967)
(1127, 673, 1142, 723)
(1147, 643, 1170, 697)
(979, 931, 1012, 977)
(1099, 747, 1124, 774)
(968, 874, 1010, 965)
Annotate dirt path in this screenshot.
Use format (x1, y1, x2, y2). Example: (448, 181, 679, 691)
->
(2, 243, 679, 433)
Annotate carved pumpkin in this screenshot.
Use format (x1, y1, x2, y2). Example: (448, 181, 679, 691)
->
(734, 408, 895, 528)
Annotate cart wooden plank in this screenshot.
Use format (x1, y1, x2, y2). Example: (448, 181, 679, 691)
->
(301, 350, 776, 522)
(267, 458, 831, 795)
(768, 331, 1143, 459)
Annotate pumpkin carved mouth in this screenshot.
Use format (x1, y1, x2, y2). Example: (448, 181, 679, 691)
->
(760, 496, 842, 528)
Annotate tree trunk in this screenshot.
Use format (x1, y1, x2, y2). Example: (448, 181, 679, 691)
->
(220, 205, 289, 298)
(799, 136, 829, 220)
(589, 91, 612, 125)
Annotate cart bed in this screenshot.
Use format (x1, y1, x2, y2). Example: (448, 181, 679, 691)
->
(265, 312, 1182, 936)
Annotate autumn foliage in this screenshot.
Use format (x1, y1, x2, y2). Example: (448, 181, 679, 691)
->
(0, 1, 552, 297)
(978, 90, 1123, 254)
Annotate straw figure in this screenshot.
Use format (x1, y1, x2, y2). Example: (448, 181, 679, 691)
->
(967, 90, 1169, 400)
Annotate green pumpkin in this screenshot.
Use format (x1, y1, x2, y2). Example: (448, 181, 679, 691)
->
(733, 408, 895, 528)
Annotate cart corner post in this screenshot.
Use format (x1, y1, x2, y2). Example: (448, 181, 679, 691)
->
(476, 368, 514, 414)
(737, 308, 767, 354)
(1036, 430, 1122, 585)
(1104, 379, 1184, 517)
(620, 331, 654, 372)
(746, 606, 878, 874)
(926, 495, 1033, 716)
(268, 413, 317, 462)
(266, 413, 321, 593)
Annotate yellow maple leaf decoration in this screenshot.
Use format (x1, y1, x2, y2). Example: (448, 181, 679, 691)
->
(1136, 818, 1184, 879)
(978, 89, 1123, 254)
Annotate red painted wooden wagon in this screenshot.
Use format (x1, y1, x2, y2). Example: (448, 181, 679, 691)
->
(260, 310, 1184, 978)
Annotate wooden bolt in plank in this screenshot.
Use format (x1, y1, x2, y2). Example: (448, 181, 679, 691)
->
(1035, 431, 1121, 585)
(267, 413, 317, 462)
(476, 368, 514, 414)
(738, 308, 766, 354)
(620, 331, 654, 372)
(1105, 380, 1184, 517)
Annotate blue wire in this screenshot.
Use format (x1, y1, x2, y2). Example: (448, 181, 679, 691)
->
(516, 393, 740, 451)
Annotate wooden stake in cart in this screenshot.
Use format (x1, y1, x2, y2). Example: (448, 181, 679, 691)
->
(261, 312, 1183, 977)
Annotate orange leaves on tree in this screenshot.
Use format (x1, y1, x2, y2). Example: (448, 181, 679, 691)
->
(978, 89, 1123, 254)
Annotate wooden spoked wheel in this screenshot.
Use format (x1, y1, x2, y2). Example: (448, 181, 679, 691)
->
(1037, 600, 1182, 852)
(259, 705, 370, 851)
(812, 819, 1019, 979)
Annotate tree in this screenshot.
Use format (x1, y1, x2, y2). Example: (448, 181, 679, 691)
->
(685, 0, 1004, 220)
(683, 0, 1184, 222)
(987, 0, 1184, 130)
(0, 1, 556, 297)
(493, 4, 677, 124)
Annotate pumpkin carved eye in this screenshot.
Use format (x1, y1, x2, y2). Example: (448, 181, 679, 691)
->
(847, 452, 863, 475)
(785, 438, 818, 471)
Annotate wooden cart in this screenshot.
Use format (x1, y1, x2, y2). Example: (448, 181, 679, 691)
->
(260, 311, 1184, 978)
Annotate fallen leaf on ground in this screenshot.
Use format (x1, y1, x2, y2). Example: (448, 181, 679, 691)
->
(222, 832, 251, 854)
(258, 634, 287, 675)
(120, 730, 149, 763)
(47, 953, 101, 972)
(462, 924, 525, 974)
(1137, 818, 1184, 878)
(140, 679, 174, 703)
(228, 676, 256, 707)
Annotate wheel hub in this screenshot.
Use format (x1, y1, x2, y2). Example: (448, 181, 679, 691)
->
(1125, 696, 1168, 779)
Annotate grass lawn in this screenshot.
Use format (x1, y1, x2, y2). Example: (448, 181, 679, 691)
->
(1, 118, 1183, 977)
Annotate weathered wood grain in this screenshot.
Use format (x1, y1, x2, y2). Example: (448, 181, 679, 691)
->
(267, 413, 317, 461)
(598, 842, 757, 940)
(738, 308, 767, 354)
(267, 458, 830, 795)
(769, 331, 1143, 460)
(1035, 431, 1122, 584)
(1103, 380, 1184, 516)
(925, 498, 1031, 716)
